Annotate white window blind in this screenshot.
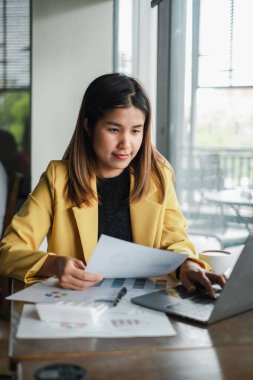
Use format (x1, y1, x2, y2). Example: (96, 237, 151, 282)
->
(198, 0, 253, 87)
(0, 0, 30, 90)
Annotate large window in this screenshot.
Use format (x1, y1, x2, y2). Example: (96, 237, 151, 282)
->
(0, 0, 31, 203)
(114, 0, 133, 75)
(114, 0, 158, 141)
(156, 0, 253, 253)
(194, 0, 253, 153)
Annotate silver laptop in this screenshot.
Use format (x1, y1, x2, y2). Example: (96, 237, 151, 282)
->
(131, 235, 253, 324)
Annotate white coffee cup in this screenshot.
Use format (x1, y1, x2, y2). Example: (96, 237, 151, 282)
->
(199, 250, 234, 274)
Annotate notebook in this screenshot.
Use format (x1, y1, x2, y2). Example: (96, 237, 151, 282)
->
(131, 235, 253, 324)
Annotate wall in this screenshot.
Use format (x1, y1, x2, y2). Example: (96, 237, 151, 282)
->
(32, 0, 113, 186)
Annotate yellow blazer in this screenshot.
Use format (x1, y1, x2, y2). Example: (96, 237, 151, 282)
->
(0, 161, 209, 283)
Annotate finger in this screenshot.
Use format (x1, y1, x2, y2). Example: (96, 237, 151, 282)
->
(195, 273, 216, 299)
(56, 257, 85, 277)
(206, 272, 227, 287)
(60, 274, 102, 290)
(182, 269, 216, 298)
(65, 263, 103, 283)
(180, 274, 196, 294)
(73, 259, 86, 270)
(72, 268, 103, 283)
(83, 271, 103, 282)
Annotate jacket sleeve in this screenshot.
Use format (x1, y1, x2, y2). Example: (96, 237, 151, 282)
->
(160, 166, 211, 272)
(0, 162, 57, 283)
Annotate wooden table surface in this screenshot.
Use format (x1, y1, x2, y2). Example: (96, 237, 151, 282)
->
(17, 345, 253, 380)
(9, 279, 253, 379)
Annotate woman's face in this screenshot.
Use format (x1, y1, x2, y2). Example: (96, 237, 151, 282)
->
(90, 106, 145, 178)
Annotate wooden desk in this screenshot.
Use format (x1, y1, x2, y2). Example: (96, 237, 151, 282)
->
(9, 280, 253, 379)
(17, 346, 253, 380)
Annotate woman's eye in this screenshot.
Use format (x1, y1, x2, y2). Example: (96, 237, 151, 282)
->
(132, 129, 141, 134)
(108, 128, 119, 133)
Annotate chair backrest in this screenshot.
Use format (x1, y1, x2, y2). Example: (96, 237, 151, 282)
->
(2, 172, 23, 238)
(1, 172, 23, 319)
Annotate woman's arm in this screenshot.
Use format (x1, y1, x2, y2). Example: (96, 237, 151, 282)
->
(0, 163, 55, 282)
(160, 166, 227, 296)
(0, 161, 102, 289)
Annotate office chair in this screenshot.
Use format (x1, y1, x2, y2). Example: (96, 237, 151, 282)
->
(0, 173, 23, 320)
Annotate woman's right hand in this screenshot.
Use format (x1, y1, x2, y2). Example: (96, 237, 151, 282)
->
(37, 255, 103, 290)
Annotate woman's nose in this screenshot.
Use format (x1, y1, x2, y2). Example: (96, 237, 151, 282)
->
(118, 132, 131, 148)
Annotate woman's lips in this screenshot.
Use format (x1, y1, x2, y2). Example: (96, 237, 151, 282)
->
(113, 153, 130, 160)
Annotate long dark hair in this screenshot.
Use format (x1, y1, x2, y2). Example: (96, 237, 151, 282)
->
(63, 73, 167, 207)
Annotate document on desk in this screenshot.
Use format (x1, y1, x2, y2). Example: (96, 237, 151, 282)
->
(15, 277, 177, 338)
(17, 303, 176, 339)
(86, 234, 188, 278)
(8, 234, 187, 303)
(7, 276, 174, 303)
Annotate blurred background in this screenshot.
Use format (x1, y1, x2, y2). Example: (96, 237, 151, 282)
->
(0, 0, 252, 252)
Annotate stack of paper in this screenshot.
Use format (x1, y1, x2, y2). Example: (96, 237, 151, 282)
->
(8, 235, 188, 339)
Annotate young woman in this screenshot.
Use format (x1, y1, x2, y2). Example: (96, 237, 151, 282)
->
(0, 73, 226, 297)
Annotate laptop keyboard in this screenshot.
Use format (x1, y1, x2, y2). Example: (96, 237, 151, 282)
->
(169, 299, 214, 319)
(165, 285, 221, 320)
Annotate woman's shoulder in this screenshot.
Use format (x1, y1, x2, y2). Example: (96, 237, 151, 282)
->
(45, 160, 68, 176)
(33, 160, 70, 203)
(153, 149, 174, 180)
(39, 160, 69, 188)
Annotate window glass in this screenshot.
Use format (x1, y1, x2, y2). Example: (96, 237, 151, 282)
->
(0, 91, 30, 199)
(198, 0, 253, 87)
(115, 0, 133, 74)
(169, 0, 253, 253)
(0, 0, 31, 213)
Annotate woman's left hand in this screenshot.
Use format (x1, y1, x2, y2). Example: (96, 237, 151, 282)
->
(179, 259, 227, 298)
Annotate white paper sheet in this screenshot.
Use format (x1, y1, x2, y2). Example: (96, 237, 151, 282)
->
(86, 235, 188, 277)
(7, 277, 174, 303)
(14, 276, 177, 338)
(17, 301, 176, 339)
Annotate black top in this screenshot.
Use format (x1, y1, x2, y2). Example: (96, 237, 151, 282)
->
(97, 169, 133, 242)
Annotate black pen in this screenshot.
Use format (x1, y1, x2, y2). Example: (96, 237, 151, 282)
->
(112, 287, 127, 307)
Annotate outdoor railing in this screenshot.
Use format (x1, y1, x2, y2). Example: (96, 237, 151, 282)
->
(177, 147, 253, 194)
(194, 147, 253, 189)
(176, 147, 253, 247)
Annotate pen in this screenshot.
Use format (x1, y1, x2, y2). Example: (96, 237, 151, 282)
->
(112, 287, 127, 307)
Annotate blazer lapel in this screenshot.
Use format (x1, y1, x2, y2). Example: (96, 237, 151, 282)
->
(130, 174, 161, 247)
(72, 177, 98, 263)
